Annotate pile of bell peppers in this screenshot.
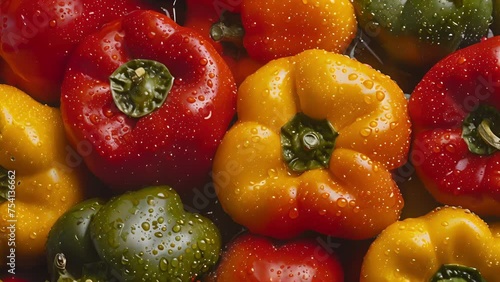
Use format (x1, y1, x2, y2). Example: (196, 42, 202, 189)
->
(2, 0, 500, 281)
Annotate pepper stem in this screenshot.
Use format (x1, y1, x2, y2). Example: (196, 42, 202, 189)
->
(109, 59, 174, 118)
(281, 113, 338, 173)
(430, 264, 486, 282)
(478, 119, 500, 150)
(462, 104, 500, 155)
(210, 11, 245, 47)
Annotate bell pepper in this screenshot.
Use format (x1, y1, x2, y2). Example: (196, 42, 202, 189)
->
(46, 185, 222, 282)
(208, 0, 357, 63)
(212, 49, 412, 240)
(0, 84, 88, 268)
(207, 233, 344, 282)
(493, 0, 500, 35)
(360, 206, 500, 281)
(0, 0, 171, 105)
(60, 10, 237, 192)
(408, 36, 500, 216)
(352, 0, 493, 71)
(183, 0, 263, 86)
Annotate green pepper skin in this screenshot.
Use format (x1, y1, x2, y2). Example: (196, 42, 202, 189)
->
(90, 186, 222, 282)
(46, 198, 106, 281)
(493, 0, 500, 35)
(352, 0, 492, 70)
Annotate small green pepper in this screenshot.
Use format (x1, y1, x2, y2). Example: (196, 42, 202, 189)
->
(46, 186, 222, 282)
(352, 0, 492, 70)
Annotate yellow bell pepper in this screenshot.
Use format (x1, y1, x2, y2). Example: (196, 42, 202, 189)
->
(0, 84, 88, 268)
(361, 206, 500, 281)
(212, 49, 411, 240)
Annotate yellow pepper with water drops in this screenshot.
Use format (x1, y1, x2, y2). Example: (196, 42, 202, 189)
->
(212, 49, 412, 240)
(0, 85, 88, 268)
(361, 207, 500, 281)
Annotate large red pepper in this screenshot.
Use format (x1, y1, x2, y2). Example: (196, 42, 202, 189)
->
(60, 10, 237, 192)
(208, 233, 344, 282)
(409, 36, 500, 216)
(0, 0, 170, 105)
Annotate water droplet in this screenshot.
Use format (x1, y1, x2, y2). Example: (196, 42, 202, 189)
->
(199, 58, 208, 66)
(49, 19, 57, 27)
(337, 198, 348, 208)
(172, 225, 181, 233)
(30, 232, 37, 239)
(142, 222, 150, 231)
(160, 257, 168, 271)
(441, 221, 449, 227)
(348, 73, 358, 81)
(445, 144, 455, 153)
(363, 80, 374, 89)
(376, 91, 386, 101)
(457, 57, 466, 64)
(171, 258, 179, 268)
(360, 128, 372, 137)
(89, 114, 100, 125)
(390, 122, 398, 130)
(288, 208, 299, 219)
(187, 97, 196, 103)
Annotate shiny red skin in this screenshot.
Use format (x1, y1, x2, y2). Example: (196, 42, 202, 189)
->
(408, 36, 500, 215)
(60, 10, 237, 192)
(211, 233, 344, 282)
(0, 0, 158, 105)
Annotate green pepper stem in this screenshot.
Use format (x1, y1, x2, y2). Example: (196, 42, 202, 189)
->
(430, 264, 486, 282)
(462, 104, 500, 155)
(281, 113, 338, 173)
(109, 59, 174, 118)
(478, 119, 500, 150)
(210, 11, 245, 47)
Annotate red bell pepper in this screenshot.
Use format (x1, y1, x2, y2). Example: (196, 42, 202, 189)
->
(409, 36, 500, 216)
(208, 233, 344, 282)
(0, 0, 170, 105)
(60, 10, 237, 192)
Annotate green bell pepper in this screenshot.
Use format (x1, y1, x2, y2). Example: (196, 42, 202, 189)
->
(352, 0, 492, 70)
(46, 186, 222, 282)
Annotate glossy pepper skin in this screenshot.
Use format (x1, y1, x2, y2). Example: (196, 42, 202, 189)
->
(45, 199, 106, 281)
(212, 49, 411, 240)
(208, 0, 357, 63)
(0, 84, 87, 267)
(361, 207, 500, 281)
(184, 0, 263, 86)
(60, 10, 237, 192)
(0, 0, 164, 105)
(408, 36, 500, 216)
(208, 233, 344, 282)
(352, 0, 493, 71)
(46, 186, 222, 282)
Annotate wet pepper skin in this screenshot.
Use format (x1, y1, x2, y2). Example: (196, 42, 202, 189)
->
(0, 0, 159, 105)
(60, 10, 237, 192)
(361, 207, 500, 281)
(241, 0, 357, 63)
(46, 186, 222, 282)
(0, 84, 87, 268)
(213, 49, 411, 240)
(209, 233, 344, 282)
(409, 36, 500, 216)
